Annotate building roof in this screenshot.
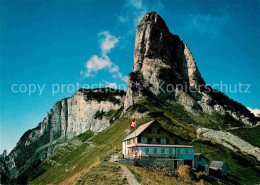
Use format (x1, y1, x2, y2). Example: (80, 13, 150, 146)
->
(210, 161, 226, 168)
(127, 143, 193, 148)
(122, 120, 155, 141)
(194, 153, 209, 161)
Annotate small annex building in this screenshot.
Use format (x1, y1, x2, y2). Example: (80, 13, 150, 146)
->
(194, 153, 209, 171)
(209, 161, 228, 176)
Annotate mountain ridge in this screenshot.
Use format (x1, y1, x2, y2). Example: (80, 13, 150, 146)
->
(0, 11, 259, 184)
(0, 88, 125, 181)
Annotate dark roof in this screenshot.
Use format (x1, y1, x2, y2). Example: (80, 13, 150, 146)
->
(122, 120, 155, 141)
(194, 153, 209, 161)
(210, 161, 226, 168)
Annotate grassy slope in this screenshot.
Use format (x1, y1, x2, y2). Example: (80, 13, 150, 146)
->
(29, 113, 154, 184)
(130, 96, 260, 184)
(127, 165, 191, 185)
(192, 140, 260, 185)
(229, 126, 260, 148)
(76, 162, 128, 185)
(29, 96, 260, 185)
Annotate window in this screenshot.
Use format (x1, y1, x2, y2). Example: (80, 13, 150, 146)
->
(161, 148, 165, 154)
(177, 148, 182, 154)
(160, 138, 166, 144)
(169, 148, 173, 154)
(145, 148, 150, 154)
(153, 148, 158, 154)
(141, 137, 147, 143)
(152, 138, 156, 142)
(185, 149, 190, 154)
(151, 129, 157, 134)
(175, 139, 180, 144)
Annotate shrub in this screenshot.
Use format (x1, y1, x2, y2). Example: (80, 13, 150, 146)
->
(78, 88, 125, 105)
(148, 111, 164, 117)
(177, 165, 196, 181)
(196, 172, 217, 184)
(94, 110, 106, 120)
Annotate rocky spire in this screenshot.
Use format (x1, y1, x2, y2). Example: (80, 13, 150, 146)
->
(125, 11, 205, 109)
(124, 11, 256, 126)
(133, 11, 205, 87)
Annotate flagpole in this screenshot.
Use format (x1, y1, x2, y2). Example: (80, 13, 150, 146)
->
(135, 119, 137, 159)
(132, 100, 137, 159)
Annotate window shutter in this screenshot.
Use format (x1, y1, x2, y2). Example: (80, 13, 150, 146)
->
(166, 138, 169, 144)
(157, 138, 160, 143)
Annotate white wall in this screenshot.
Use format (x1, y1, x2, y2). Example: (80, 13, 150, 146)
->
(122, 141, 126, 155)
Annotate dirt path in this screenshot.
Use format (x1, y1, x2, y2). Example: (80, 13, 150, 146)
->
(110, 154, 140, 185)
(118, 164, 140, 185)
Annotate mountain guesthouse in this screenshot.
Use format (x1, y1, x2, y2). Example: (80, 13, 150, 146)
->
(122, 120, 194, 167)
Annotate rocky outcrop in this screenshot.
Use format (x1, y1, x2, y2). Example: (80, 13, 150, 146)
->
(197, 128, 260, 161)
(0, 88, 125, 183)
(124, 11, 256, 125)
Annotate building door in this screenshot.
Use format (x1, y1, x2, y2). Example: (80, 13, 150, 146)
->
(184, 160, 193, 167)
(174, 160, 177, 168)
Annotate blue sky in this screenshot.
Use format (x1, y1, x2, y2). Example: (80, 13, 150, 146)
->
(1, 0, 259, 153)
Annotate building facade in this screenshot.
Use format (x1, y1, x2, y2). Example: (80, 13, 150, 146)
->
(209, 161, 228, 176)
(194, 153, 209, 170)
(122, 120, 194, 167)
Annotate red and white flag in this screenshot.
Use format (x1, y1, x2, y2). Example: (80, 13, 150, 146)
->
(130, 118, 136, 128)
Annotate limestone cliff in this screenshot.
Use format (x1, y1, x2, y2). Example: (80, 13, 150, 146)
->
(124, 11, 256, 125)
(0, 88, 125, 181)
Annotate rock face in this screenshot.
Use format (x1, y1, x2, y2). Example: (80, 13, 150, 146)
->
(197, 128, 260, 161)
(124, 11, 256, 125)
(0, 88, 125, 182)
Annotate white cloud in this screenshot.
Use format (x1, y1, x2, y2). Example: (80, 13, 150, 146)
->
(120, 0, 165, 32)
(187, 10, 229, 39)
(113, 72, 129, 83)
(99, 31, 119, 55)
(247, 107, 260, 117)
(84, 55, 112, 77)
(103, 81, 118, 89)
(82, 31, 128, 83)
(119, 16, 128, 23)
(109, 65, 119, 73)
(83, 1, 165, 82)
(128, 0, 143, 9)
